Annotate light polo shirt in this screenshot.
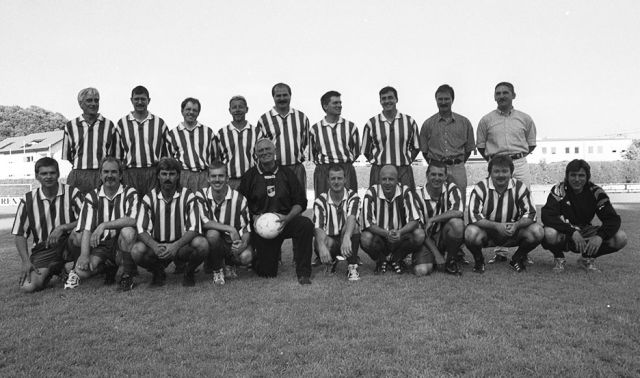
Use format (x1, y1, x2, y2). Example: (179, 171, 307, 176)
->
(476, 108, 536, 157)
(420, 112, 475, 161)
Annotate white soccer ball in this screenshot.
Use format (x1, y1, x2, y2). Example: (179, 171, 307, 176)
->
(254, 212, 282, 239)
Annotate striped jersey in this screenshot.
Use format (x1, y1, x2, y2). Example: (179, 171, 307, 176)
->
(76, 184, 139, 241)
(362, 184, 420, 230)
(467, 178, 536, 224)
(167, 122, 216, 172)
(309, 117, 360, 164)
(361, 112, 420, 166)
(12, 184, 83, 246)
(256, 108, 309, 165)
(415, 183, 463, 232)
(214, 123, 257, 179)
(115, 112, 169, 168)
(62, 114, 117, 169)
(196, 185, 250, 236)
(313, 188, 360, 236)
(137, 187, 199, 243)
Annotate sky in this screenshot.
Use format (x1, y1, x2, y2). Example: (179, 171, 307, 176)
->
(1, 0, 640, 139)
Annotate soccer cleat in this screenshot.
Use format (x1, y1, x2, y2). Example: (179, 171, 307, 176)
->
(64, 269, 80, 289)
(298, 276, 312, 285)
(553, 258, 566, 273)
(445, 260, 462, 276)
(578, 257, 601, 273)
(213, 269, 225, 285)
(389, 261, 403, 274)
(488, 253, 508, 264)
(347, 264, 360, 281)
(183, 271, 196, 287)
(224, 265, 238, 279)
(119, 273, 135, 291)
(509, 259, 526, 273)
(311, 257, 322, 267)
(374, 261, 387, 275)
(473, 261, 485, 274)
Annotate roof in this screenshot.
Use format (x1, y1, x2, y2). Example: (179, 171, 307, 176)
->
(0, 130, 63, 154)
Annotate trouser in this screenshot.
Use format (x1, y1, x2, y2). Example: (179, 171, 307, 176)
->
(369, 164, 415, 189)
(180, 170, 208, 193)
(511, 157, 531, 189)
(67, 169, 101, 195)
(445, 163, 468, 205)
(123, 167, 156, 197)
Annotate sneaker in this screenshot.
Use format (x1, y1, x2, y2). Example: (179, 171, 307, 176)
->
(64, 269, 80, 289)
(445, 260, 462, 276)
(473, 261, 485, 274)
(298, 276, 312, 285)
(488, 253, 508, 264)
(119, 273, 135, 291)
(213, 269, 225, 285)
(325, 260, 338, 274)
(455, 251, 470, 265)
(311, 256, 322, 267)
(183, 271, 196, 287)
(150, 268, 166, 287)
(374, 261, 387, 274)
(509, 259, 526, 273)
(553, 258, 566, 273)
(347, 264, 360, 281)
(224, 265, 238, 279)
(578, 257, 601, 273)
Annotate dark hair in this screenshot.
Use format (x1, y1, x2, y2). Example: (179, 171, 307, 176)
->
(320, 91, 341, 111)
(34, 157, 59, 175)
(131, 85, 150, 98)
(229, 95, 247, 107)
(426, 161, 448, 176)
(488, 155, 514, 174)
(100, 156, 124, 175)
(208, 160, 228, 176)
(494, 82, 515, 94)
(156, 157, 182, 175)
(181, 97, 201, 112)
(328, 164, 345, 175)
(379, 86, 398, 100)
(435, 84, 455, 101)
(565, 159, 591, 181)
(271, 83, 291, 96)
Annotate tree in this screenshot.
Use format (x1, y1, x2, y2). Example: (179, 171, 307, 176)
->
(623, 139, 640, 160)
(0, 105, 68, 141)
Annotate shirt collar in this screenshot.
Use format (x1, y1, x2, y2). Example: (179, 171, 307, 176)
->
(488, 178, 515, 191)
(496, 108, 515, 116)
(376, 184, 402, 201)
(327, 188, 348, 205)
(226, 122, 251, 132)
(98, 184, 125, 198)
(421, 184, 446, 201)
(437, 113, 456, 123)
(37, 184, 65, 201)
(320, 117, 344, 127)
(270, 108, 294, 118)
(127, 112, 154, 123)
(378, 112, 402, 123)
(177, 122, 202, 131)
(79, 114, 104, 124)
(207, 185, 233, 202)
(157, 188, 181, 201)
(257, 162, 279, 175)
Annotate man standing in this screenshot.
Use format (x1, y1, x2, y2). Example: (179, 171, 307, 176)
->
(167, 97, 215, 193)
(362, 86, 421, 188)
(215, 95, 257, 190)
(62, 87, 118, 194)
(256, 83, 309, 190)
(360, 165, 424, 274)
(414, 162, 465, 276)
(238, 138, 313, 284)
(465, 156, 544, 274)
(309, 91, 360, 198)
(197, 161, 253, 285)
(66, 157, 138, 290)
(541, 159, 627, 272)
(131, 158, 208, 287)
(313, 165, 361, 281)
(115, 85, 170, 196)
(12, 158, 83, 292)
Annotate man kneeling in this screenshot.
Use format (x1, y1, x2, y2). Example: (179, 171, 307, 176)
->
(465, 155, 543, 273)
(131, 158, 208, 287)
(541, 159, 627, 272)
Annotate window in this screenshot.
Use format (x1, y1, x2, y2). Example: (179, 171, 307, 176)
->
(551, 147, 556, 154)
(542, 147, 547, 154)
(25, 156, 33, 162)
(565, 147, 570, 154)
(575, 147, 579, 153)
(588, 146, 593, 153)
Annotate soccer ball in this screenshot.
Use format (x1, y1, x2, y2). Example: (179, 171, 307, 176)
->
(254, 213, 281, 239)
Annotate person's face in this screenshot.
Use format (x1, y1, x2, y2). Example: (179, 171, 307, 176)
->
(158, 169, 179, 192)
(208, 167, 228, 191)
(379, 91, 398, 112)
(255, 142, 276, 164)
(324, 96, 342, 117)
(80, 94, 100, 117)
(182, 101, 200, 124)
(36, 165, 59, 189)
(272, 87, 291, 110)
(494, 85, 515, 110)
(490, 164, 512, 187)
(567, 168, 588, 192)
(229, 99, 248, 122)
(427, 166, 447, 189)
(435, 92, 453, 113)
(379, 168, 398, 196)
(328, 169, 346, 193)
(101, 161, 122, 187)
(131, 93, 150, 113)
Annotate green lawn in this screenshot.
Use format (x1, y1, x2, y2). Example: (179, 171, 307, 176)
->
(1, 206, 639, 377)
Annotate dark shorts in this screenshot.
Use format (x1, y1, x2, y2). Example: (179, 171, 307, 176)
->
(369, 164, 415, 189)
(123, 167, 156, 197)
(564, 225, 600, 252)
(30, 234, 70, 269)
(91, 238, 118, 263)
(180, 170, 208, 193)
(67, 169, 101, 195)
(313, 162, 358, 198)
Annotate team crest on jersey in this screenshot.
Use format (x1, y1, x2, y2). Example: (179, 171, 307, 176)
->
(267, 185, 275, 197)
(550, 182, 566, 201)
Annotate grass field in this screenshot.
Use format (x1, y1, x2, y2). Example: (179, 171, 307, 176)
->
(1, 205, 639, 377)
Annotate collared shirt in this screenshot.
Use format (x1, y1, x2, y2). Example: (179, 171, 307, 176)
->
(419, 112, 475, 161)
(62, 114, 117, 169)
(76, 184, 139, 241)
(214, 122, 257, 179)
(361, 112, 420, 166)
(309, 117, 360, 164)
(115, 112, 170, 168)
(313, 188, 360, 236)
(415, 182, 463, 232)
(137, 187, 199, 243)
(12, 184, 83, 246)
(257, 108, 309, 165)
(167, 122, 216, 172)
(476, 108, 536, 157)
(196, 185, 250, 236)
(361, 184, 420, 230)
(467, 178, 536, 224)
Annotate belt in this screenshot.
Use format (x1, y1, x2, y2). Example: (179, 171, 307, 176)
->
(509, 152, 527, 160)
(427, 157, 463, 165)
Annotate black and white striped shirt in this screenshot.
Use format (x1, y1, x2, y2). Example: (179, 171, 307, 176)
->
(62, 115, 117, 169)
(137, 187, 199, 243)
(196, 186, 251, 236)
(77, 184, 139, 241)
(167, 122, 216, 172)
(309, 117, 360, 164)
(362, 184, 420, 230)
(115, 113, 169, 168)
(361, 112, 420, 166)
(467, 178, 536, 224)
(257, 108, 309, 165)
(214, 123, 257, 179)
(313, 189, 360, 236)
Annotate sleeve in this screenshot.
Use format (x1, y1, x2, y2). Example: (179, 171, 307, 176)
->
(165, 129, 177, 159)
(348, 192, 360, 218)
(448, 184, 464, 213)
(467, 184, 485, 224)
(414, 190, 427, 225)
(113, 119, 125, 161)
(308, 125, 318, 164)
(239, 196, 251, 235)
(540, 183, 576, 235)
(409, 118, 420, 153)
(361, 122, 374, 163)
(76, 193, 96, 232)
(349, 122, 360, 161)
(71, 187, 84, 220)
(313, 198, 325, 230)
(195, 190, 211, 224)
(62, 122, 74, 163)
(256, 115, 266, 139)
(301, 115, 310, 162)
(184, 192, 199, 233)
(592, 185, 621, 239)
(124, 188, 140, 219)
(476, 117, 487, 149)
(106, 120, 118, 158)
(136, 196, 153, 235)
(464, 118, 476, 155)
(160, 119, 170, 158)
(11, 199, 29, 237)
(517, 183, 536, 221)
(418, 120, 429, 157)
(403, 188, 421, 223)
(362, 189, 376, 229)
(526, 115, 537, 147)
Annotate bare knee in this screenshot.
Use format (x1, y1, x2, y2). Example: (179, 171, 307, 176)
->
(410, 228, 425, 246)
(612, 230, 628, 250)
(464, 225, 484, 247)
(130, 241, 149, 262)
(523, 224, 544, 244)
(414, 263, 433, 277)
(542, 227, 561, 248)
(360, 231, 376, 250)
(191, 236, 209, 254)
(118, 227, 137, 251)
(239, 247, 253, 266)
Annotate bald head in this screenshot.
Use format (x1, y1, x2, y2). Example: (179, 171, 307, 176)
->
(379, 164, 398, 179)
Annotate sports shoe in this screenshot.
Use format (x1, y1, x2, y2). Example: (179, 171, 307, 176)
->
(473, 261, 485, 274)
(213, 269, 225, 285)
(374, 261, 387, 274)
(298, 276, 312, 285)
(445, 260, 462, 276)
(553, 258, 566, 273)
(325, 260, 338, 274)
(119, 273, 135, 291)
(64, 269, 80, 289)
(509, 259, 526, 273)
(389, 261, 403, 274)
(488, 253, 508, 264)
(150, 268, 166, 287)
(526, 256, 535, 265)
(578, 257, 601, 273)
(224, 265, 238, 279)
(347, 264, 360, 281)
(183, 271, 196, 287)
(311, 256, 322, 267)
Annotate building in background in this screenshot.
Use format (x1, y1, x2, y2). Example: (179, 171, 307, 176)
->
(0, 131, 72, 179)
(528, 137, 633, 164)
